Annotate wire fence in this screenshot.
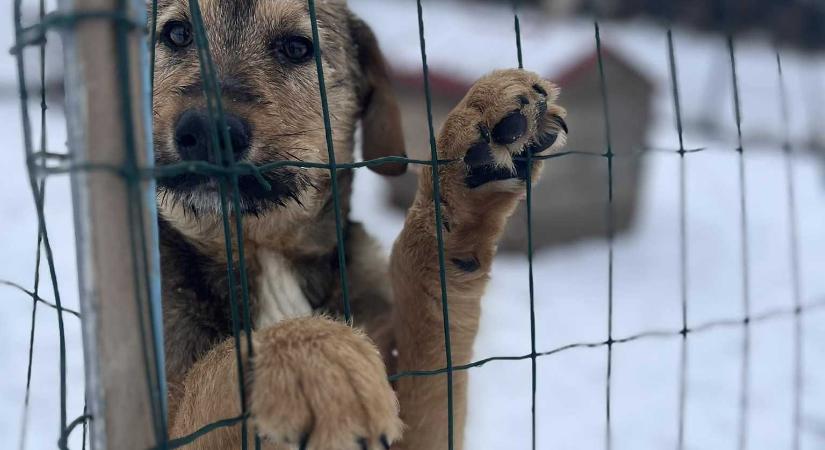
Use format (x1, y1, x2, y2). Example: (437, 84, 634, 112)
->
(8, 0, 825, 449)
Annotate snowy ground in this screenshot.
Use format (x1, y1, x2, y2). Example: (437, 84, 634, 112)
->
(2, 1, 825, 449)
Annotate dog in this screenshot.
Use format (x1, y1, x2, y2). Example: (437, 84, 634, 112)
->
(151, 0, 567, 448)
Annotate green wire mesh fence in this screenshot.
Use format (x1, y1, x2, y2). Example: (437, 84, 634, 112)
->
(8, 0, 825, 449)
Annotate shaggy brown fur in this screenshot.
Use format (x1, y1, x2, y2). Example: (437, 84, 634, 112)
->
(151, 1, 567, 449)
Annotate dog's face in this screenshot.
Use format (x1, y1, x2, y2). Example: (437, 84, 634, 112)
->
(151, 0, 405, 237)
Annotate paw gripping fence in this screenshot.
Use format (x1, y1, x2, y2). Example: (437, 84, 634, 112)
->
(8, 0, 823, 449)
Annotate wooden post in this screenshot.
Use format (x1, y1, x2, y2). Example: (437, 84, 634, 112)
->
(61, 0, 166, 447)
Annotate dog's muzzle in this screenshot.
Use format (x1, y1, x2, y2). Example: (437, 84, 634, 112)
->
(159, 109, 309, 215)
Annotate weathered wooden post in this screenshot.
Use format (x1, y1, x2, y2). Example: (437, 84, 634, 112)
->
(61, 0, 166, 446)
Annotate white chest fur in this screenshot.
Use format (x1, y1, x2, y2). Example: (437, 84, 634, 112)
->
(255, 248, 313, 329)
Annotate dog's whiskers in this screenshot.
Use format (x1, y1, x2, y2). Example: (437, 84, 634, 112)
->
(265, 127, 324, 138)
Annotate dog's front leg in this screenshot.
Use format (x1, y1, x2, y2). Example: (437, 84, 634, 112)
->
(390, 69, 567, 450)
(170, 316, 402, 450)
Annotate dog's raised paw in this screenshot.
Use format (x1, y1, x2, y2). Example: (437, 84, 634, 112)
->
(250, 317, 402, 450)
(437, 69, 567, 191)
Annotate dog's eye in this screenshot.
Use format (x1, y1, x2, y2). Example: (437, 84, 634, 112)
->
(161, 21, 193, 49)
(279, 36, 314, 63)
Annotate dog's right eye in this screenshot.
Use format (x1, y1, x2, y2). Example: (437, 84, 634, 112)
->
(161, 21, 193, 49)
(272, 36, 314, 65)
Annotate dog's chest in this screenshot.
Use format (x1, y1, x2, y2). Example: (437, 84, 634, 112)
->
(254, 249, 313, 328)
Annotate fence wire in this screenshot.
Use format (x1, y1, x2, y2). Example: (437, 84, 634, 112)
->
(7, 0, 823, 449)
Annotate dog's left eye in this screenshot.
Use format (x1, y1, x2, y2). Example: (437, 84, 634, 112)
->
(161, 21, 193, 49)
(278, 36, 314, 64)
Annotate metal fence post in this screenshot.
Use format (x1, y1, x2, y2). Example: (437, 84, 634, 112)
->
(60, 0, 165, 447)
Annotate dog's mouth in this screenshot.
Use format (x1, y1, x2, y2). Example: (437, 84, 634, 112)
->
(155, 108, 320, 216)
(156, 168, 312, 216)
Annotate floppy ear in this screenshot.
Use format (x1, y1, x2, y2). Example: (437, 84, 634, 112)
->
(350, 15, 407, 176)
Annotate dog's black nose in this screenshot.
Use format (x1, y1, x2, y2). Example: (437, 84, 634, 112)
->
(174, 109, 251, 163)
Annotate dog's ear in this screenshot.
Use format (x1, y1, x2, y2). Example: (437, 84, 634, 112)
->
(350, 15, 407, 176)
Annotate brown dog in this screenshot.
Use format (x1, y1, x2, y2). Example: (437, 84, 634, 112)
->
(151, 0, 567, 449)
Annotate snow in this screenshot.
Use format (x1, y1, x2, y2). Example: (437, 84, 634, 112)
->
(2, 0, 824, 449)
(350, 142, 825, 450)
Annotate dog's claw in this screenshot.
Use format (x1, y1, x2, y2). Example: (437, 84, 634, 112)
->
(526, 131, 559, 155)
(478, 123, 491, 143)
(380, 434, 391, 449)
(554, 115, 568, 134)
(536, 98, 548, 118)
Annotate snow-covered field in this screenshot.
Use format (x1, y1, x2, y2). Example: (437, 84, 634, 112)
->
(2, 0, 825, 449)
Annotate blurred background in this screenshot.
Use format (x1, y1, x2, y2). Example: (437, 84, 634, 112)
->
(2, 0, 825, 449)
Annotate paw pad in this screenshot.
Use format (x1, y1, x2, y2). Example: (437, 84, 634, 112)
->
(491, 111, 527, 145)
(459, 75, 567, 189)
(433, 69, 566, 192)
(464, 142, 494, 168)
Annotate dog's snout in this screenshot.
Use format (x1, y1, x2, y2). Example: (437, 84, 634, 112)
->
(174, 109, 251, 163)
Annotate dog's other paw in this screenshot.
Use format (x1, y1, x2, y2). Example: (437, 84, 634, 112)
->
(251, 317, 401, 450)
(436, 69, 567, 194)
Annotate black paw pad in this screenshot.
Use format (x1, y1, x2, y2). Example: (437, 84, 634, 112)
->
(465, 165, 519, 188)
(358, 437, 369, 450)
(464, 142, 494, 168)
(380, 435, 391, 449)
(451, 256, 480, 272)
(492, 111, 527, 145)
